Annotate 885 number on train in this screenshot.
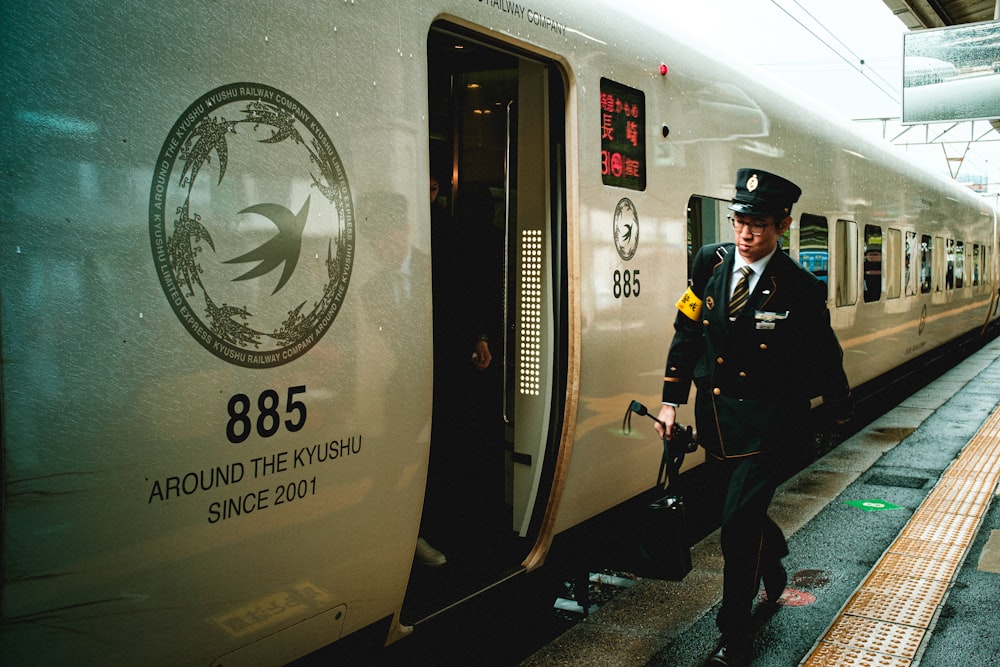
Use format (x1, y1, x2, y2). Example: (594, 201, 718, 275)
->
(613, 269, 640, 299)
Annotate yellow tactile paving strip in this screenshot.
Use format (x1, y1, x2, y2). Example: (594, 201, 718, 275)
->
(801, 405, 1000, 667)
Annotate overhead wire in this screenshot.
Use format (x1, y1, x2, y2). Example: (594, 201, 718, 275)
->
(769, 0, 901, 104)
(789, 0, 901, 96)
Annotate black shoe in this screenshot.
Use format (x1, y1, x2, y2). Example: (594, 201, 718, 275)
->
(762, 561, 787, 606)
(702, 637, 751, 666)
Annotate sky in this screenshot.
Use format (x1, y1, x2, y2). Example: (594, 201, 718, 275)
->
(628, 0, 1000, 199)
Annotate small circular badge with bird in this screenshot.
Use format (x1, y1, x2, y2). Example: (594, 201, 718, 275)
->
(613, 197, 639, 261)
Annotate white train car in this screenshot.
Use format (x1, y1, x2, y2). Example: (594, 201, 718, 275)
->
(1, 1, 997, 665)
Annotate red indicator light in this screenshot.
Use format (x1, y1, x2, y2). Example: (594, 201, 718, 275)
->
(659, 63, 669, 76)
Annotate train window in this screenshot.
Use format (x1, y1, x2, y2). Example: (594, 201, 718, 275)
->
(920, 234, 932, 294)
(798, 213, 828, 283)
(600, 78, 646, 190)
(835, 219, 858, 307)
(973, 243, 981, 286)
(686, 195, 729, 274)
(904, 231, 916, 295)
(933, 235, 945, 292)
(946, 238, 955, 290)
(863, 224, 882, 303)
(885, 228, 902, 299)
(955, 240, 965, 288)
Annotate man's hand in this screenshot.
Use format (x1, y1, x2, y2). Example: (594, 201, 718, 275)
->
(471, 339, 492, 371)
(655, 404, 676, 439)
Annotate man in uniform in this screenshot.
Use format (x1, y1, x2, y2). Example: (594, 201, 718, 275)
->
(655, 168, 852, 666)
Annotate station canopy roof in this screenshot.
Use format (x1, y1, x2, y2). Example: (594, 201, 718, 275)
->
(881, 0, 998, 29)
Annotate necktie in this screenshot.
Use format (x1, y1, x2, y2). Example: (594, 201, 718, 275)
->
(729, 266, 753, 317)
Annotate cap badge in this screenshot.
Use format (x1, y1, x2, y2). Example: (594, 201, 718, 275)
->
(747, 174, 759, 192)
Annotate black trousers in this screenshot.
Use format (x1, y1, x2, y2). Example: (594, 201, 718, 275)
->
(713, 452, 789, 637)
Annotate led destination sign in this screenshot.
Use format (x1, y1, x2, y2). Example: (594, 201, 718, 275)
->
(600, 77, 646, 191)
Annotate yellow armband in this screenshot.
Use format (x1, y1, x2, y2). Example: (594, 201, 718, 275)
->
(675, 286, 702, 321)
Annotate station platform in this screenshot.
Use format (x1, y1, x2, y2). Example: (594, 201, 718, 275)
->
(521, 337, 1000, 667)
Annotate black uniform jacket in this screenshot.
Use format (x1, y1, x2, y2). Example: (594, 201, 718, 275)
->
(662, 243, 850, 459)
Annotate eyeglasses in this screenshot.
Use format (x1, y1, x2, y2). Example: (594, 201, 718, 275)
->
(728, 215, 773, 237)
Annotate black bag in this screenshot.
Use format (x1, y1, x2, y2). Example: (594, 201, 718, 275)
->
(622, 400, 696, 580)
(637, 494, 692, 580)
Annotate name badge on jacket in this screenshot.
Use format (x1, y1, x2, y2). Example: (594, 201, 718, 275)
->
(755, 310, 789, 330)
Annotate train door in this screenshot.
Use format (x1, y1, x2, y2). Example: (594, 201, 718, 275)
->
(508, 57, 563, 536)
(421, 24, 565, 590)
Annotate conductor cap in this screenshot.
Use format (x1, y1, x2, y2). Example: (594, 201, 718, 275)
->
(728, 168, 802, 218)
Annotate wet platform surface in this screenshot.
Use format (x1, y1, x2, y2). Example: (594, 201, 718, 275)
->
(522, 337, 1000, 667)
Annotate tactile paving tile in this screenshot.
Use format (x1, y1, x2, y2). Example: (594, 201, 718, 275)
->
(897, 510, 978, 546)
(931, 474, 998, 496)
(841, 588, 941, 628)
(802, 641, 912, 666)
(875, 552, 957, 582)
(857, 569, 951, 603)
(819, 614, 925, 660)
(916, 492, 989, 517)
(887, 536, 966, 562)
(934, 471, 1000, 489)
(951, 449, 1000, 475)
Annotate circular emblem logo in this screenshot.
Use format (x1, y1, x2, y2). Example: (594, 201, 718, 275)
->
(747, 174, 759, 192)
(613, 197, 639, 261)
(149, 83, 354, 368)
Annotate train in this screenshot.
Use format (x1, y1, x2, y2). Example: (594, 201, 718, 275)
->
(1, 1, 997, 665)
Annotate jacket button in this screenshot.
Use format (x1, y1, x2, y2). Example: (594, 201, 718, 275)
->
(703, 320, 710, 326)
(716, 356, 725, 364)
(759, 343, 768, 350)
(739, 371, 747, 378)
(713, 388, 721, 396)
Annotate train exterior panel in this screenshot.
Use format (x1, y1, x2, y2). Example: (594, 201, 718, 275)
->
(1, 1, 997, 665)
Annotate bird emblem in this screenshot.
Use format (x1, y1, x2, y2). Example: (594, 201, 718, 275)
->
(619, 221, 634, 245)
(613, 197, 639, 261)
(225, 196, 310, 294)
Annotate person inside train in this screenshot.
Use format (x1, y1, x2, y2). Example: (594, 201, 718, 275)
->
(449, 181, 505, 507)
(417, 175, 506, 566)
(654, 168, 853, 667)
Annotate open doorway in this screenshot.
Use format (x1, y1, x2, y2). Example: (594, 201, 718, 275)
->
(403, 23, 566, 623)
